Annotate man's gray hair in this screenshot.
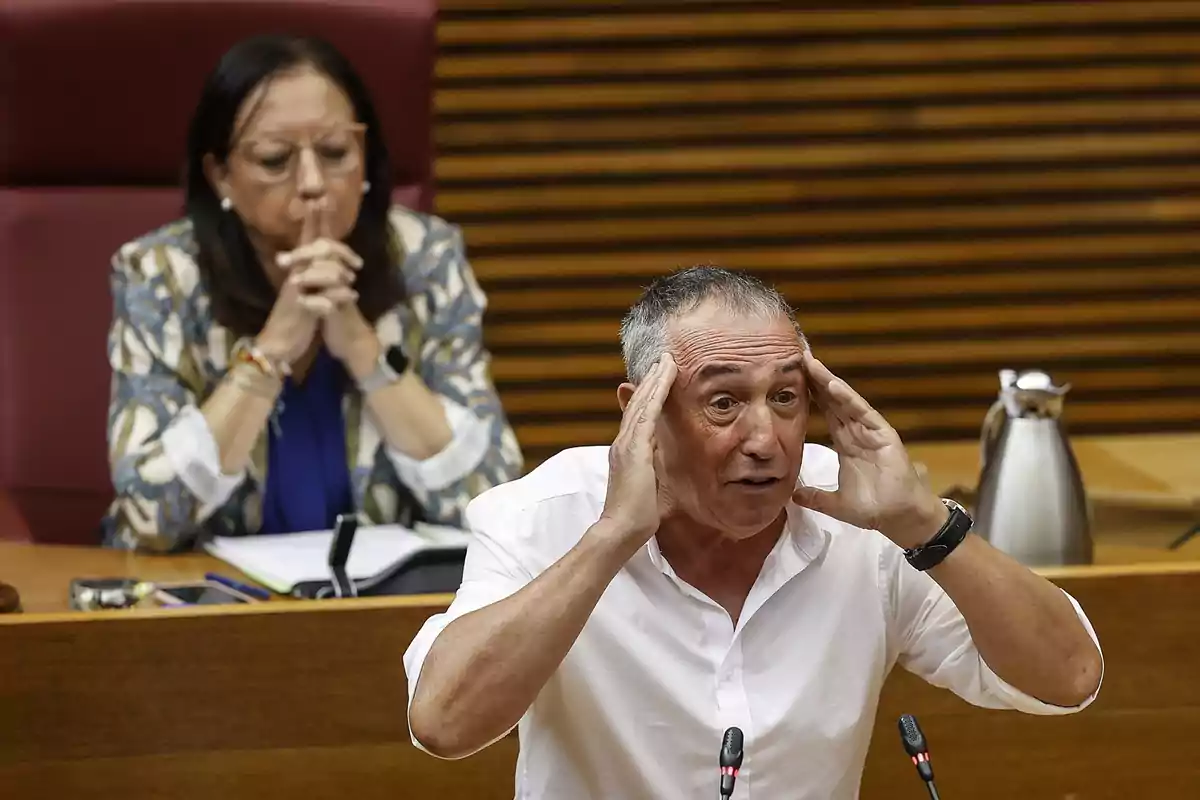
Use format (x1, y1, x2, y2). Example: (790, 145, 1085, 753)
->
(619, 264, 807, 383)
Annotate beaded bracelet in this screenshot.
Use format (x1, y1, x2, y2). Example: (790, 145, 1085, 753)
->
(231, 337, 291, 379)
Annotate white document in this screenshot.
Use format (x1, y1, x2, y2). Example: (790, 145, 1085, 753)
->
(203, 523, 470, 593)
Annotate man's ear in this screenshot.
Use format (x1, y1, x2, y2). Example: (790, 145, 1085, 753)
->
(616, 382, 636, 412)
(202, 153, 232, 204)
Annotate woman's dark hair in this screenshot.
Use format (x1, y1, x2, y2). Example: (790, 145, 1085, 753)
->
(184, 34, 401, 337)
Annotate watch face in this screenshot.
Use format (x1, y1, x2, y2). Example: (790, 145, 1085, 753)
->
(384, 345, 409, 375)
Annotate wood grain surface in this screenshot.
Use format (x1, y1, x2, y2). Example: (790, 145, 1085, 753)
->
(432, 0, 1200, 467)
(2, 426, 1198, 796)
(1, 562, 1197, 798)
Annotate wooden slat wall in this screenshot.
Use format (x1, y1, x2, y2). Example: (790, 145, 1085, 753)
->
(435, 0, 1200, 468)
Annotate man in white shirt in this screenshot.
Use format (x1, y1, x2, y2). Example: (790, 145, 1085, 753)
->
(403, 265, 1104, 799)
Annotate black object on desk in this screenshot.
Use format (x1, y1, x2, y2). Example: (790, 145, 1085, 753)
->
(291, 539, 467, 600)
(328, 513, 358, 599)
(0, 581, 20, 614)
(280, 514, 469, 600)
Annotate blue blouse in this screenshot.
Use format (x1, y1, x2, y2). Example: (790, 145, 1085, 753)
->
(260, 348, 354, 535)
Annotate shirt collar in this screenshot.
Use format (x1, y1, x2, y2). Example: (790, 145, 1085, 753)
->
(644, 502, 832, 581)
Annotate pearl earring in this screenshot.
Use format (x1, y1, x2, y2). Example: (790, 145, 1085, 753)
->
(220, 196, 233, 211)
(362, 181, 371, 195)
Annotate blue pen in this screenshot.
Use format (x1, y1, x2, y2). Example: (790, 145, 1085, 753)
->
(205, 572, 271, 601)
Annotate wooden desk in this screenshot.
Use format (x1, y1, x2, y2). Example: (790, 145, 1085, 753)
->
(1, 557, 1198, 798)
(2, 431, 1198, 797)
(5, 477, 1199, 615)
(0, 542, 265, 614)
(864, 563, 1200, 798)
(908, 431, 1200, 510)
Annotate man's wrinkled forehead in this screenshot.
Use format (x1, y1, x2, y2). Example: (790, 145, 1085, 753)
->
(666, 305, 806, 385)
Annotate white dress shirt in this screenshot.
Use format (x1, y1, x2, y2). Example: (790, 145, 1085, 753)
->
(403, 444, 1102, 800)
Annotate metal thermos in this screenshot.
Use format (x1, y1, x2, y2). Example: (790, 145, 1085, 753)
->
(974, 369, 1093, 566)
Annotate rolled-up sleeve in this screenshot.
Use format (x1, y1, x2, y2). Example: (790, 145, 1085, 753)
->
(384, 215, 523, 525)
(402, 490, 534, 757)
(160, 405, 246, 518)
(881, 542, 1103, 715)
(385, 395, 492, 492)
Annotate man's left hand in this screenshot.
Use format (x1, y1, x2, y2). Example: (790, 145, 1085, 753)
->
(792, 351, 948, 549)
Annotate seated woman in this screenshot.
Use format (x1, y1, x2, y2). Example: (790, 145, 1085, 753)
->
(103, 34, 523, 551)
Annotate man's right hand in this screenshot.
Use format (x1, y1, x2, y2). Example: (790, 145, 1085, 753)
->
(409, 355, 678, 759)
(598, 354, 678, 546)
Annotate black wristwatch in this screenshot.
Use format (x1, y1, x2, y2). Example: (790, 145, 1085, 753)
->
(903, 498, 973, 571)
(357, 344, 410, 394)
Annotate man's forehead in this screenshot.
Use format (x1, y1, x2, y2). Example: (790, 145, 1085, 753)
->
(666, 308, 804, 377)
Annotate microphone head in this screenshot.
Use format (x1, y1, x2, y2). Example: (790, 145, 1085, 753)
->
(897, 714, 928, 757)
(720, 726, 744, 769)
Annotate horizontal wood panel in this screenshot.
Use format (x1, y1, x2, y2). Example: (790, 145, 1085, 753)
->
(471, 232, 1200, 279)
(498, 363, 1200, 415)
(0, 742, 520, 800)
(440, 98, 1200, 152)
(490, 329, 1200, 381)
(511, 397, 1200, 450)
(442, 164, 1200, 216)
(439, 64, 1200, 115)
(487, 295, 1200, 347)
(438, 0, 1200, 459)
(506, 364, 1200, 412)
(440, 2, 1200, 46)
(4, 703, 1198, 799)
(461, 196, 1200, 250)
(485, 264, 1200, 316)
(440, 32, 1200, 82)
(440, 132, 1200, 182)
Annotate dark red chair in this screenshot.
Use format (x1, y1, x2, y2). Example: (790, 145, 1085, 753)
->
(0, 0, 437, 543)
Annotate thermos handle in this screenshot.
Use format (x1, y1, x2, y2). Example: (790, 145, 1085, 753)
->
(979, 399, 1007, 470)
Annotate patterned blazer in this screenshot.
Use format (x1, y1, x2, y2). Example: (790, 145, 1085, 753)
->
(104, 205, 523, 552)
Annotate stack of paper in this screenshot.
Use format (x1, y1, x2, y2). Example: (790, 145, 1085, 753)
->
(204, 523, 471, 594)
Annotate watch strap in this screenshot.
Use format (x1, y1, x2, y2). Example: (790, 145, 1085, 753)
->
(357, 344, 408, 394)
(903, 499, 973, 571)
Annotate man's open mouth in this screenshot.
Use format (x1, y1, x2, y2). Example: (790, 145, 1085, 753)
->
(732, 477, 781, 487)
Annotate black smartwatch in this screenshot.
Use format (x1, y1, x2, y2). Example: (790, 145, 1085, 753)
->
(357, 344, 410, 394)
(903, 498, 973, 571)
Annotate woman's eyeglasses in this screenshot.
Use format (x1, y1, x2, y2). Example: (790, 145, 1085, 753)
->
(232, 123, 367, 186)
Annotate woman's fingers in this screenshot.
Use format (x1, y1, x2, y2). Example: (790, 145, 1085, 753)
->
(321, 286, 359, 307)
(297, 294, 334, 316)
(278, 238, 363, 270)
(289, 260, 356, 290)
(296, 286, 359, 316)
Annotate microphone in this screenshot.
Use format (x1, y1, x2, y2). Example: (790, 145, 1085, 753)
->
(898, 714, 941, 800)
(719, 726, 744, 799)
